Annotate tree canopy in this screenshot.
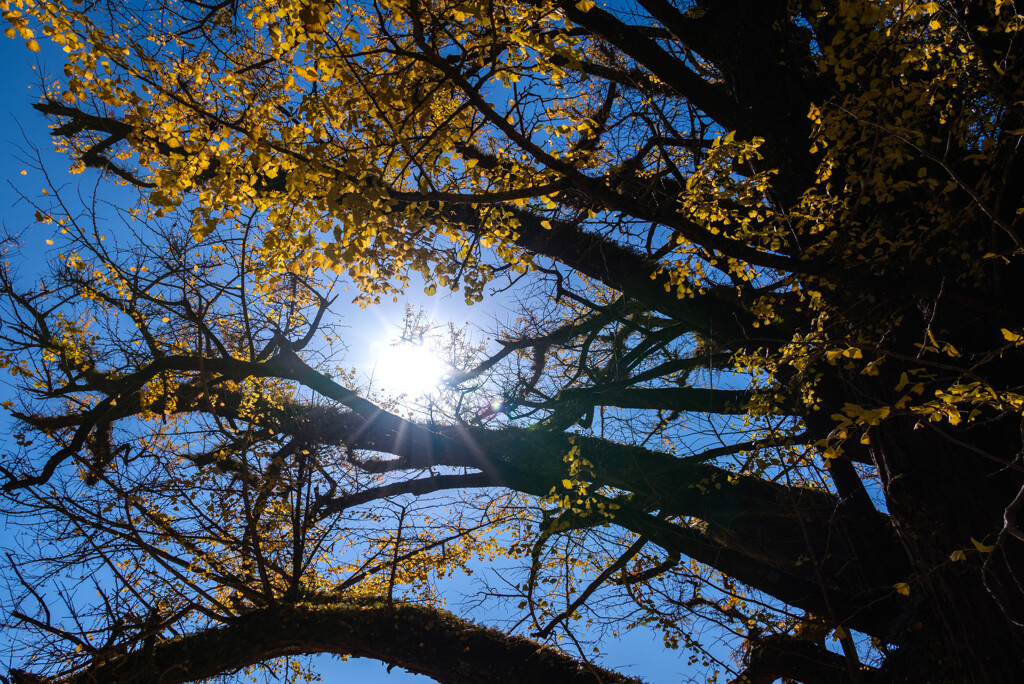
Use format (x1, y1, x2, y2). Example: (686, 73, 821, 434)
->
(1, 0, 1023, 682)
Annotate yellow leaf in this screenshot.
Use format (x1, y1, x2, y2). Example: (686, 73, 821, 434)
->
(575, 0, 595, 11)
(149, 190, 176, 208)
(970, 537, 995, 553)
(26, 39, 40, 52)
(541, 220, 552, 230)
(894, 582, 910, 596)
(562, 479, 573, 489)
(949, 549, 966, 562)
(1001, 328, 1022, 342)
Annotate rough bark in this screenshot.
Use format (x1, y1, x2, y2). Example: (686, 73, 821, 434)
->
(47, 601, 642, 684)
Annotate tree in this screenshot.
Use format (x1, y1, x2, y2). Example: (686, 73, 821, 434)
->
(1, 0, 1023, 681)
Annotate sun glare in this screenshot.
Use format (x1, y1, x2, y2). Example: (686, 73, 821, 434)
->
(372, 341, 449, 397)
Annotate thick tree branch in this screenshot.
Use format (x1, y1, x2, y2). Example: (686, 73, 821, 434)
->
(731, 633, 878, 684)
(556, 1, 747, 132)
(42, 600, 644, 684)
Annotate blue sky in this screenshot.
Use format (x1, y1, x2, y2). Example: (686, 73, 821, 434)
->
(0, 31, 720, 684)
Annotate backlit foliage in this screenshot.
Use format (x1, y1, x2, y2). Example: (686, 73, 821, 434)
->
(2, 0, 1023, 682)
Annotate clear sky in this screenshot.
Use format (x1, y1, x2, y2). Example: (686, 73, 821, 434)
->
(0, 32, 715, 684)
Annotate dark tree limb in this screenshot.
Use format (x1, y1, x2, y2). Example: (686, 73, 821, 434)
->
(731, 633, 878, 684)
(39, 600, 644, 684)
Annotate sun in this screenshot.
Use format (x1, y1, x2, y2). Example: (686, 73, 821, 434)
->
(371, 341, 449, 397)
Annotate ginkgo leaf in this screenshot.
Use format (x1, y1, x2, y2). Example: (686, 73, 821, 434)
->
(970, 538, 995, 553)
